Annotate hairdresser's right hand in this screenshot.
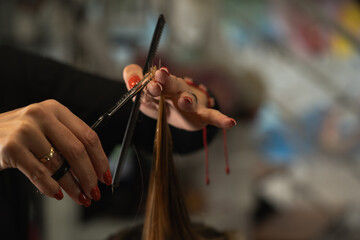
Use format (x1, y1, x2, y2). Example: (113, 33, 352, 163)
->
(0, 100, 111, 206)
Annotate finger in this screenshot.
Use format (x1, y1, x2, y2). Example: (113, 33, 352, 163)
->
(6, 142, 62, 200)
(5, 120, 64, 200)
(39, 148, 92, 206)
(123, 64, 143, 90)
(123, 64, 167, 119)
(152, 68, 187, 96)
(23, 102, 102, 204)
(146, 79, 164, 97)
(43, 150, 92, 206)
(177, 92, 197, 112)
(198, 108, 237, 129)
(31, 135, 93, 207)
(31, 139, 92, 206)
(54, 106, 112, 186)
(58, 170, 92, 207)
(42, 118, 99, 200)
(39, 100, 110, 186)
(26, 131, 65, 178)
(152, 69, 210, 108)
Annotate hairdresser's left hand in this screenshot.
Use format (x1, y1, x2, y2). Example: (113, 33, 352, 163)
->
(123, 64, 236, 131)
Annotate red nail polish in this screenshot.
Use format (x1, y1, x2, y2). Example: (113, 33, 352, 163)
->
(229, 118, 236, 126)
(91, 186, 101, 201)
(54, 189, 63, 200)
(183, 96, 193, 104)
(103, 169, 112, 186)
(78, 193, 91, 207)
(128, 75, 141, 89)
(160, 67, 170, 76)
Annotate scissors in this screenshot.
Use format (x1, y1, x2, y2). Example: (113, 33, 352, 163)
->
(91, 70, 155, 130)
(91, 14, 165, 189)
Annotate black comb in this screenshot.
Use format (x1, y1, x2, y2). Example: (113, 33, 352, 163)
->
(112, 14, 166, 188)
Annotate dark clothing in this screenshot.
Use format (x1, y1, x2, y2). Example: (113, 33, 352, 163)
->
(0, 46, 216, 239)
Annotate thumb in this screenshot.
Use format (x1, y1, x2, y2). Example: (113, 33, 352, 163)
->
(123, 64, 143, 90)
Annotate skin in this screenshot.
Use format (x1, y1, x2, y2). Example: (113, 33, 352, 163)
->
(0, 64, 236, 206)
(124, 64, 236, 131)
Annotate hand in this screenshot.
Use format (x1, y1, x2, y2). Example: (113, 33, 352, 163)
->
(0, 100, 111, 206)
(123, 64, 236, 131)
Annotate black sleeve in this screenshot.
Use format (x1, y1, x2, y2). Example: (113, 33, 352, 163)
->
(0, 45, 218, 239)
(0, 45, 217, 155)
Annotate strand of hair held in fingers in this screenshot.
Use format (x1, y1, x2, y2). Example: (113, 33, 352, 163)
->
(142, 94, 200, 240)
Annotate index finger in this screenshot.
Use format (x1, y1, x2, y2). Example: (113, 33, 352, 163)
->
(147, 69, 187, 97)
(44, 100, 111, 186)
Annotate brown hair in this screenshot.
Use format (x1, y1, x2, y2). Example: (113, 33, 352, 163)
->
(108, 88, 228, 240)
(142, 95, 200, 240)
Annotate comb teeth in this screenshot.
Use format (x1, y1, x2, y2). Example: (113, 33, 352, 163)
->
(143, 14, 165, 74)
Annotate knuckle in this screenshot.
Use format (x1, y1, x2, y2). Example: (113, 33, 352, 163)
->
(44, 99, 70, 114)
(16, 121, 34, 138)
(23, 103, 46, 119)
(43, 99, 60, 108)
(84, 129, 99, 147)
(1, 140, 19, 168)
(25, 100, 63, 119)
(69, 141, 86, 159)
(2, 139, 19, 159)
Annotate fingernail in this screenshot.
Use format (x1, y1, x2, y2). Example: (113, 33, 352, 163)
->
(184, 96, 193, 104)
(160, 67, 170, 76)
(91, 186, 101, 201)
(78, 193, 91, 207)
(128, 75, 141, 89)
(155, 81, 163, 92)
(103, 169, 112, 186)
(229, 118, 237, 126)
(54, 189, 63, 200)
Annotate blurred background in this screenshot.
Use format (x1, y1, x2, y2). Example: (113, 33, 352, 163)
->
(1, 0, 360, 239)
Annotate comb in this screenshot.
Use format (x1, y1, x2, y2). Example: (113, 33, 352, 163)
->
(112, 14, 166, 188)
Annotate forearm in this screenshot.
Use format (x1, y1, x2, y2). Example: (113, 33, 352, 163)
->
(0, 45, 212, 155)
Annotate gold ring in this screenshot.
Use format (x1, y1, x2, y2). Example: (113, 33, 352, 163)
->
(39, 147, 55, 163)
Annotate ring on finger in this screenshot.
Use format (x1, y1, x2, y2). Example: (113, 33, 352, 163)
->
(52, 160, 71, 181)
(48, 150, 71, 181)
(39, 147, 71, 181)
(39, 147, 55, 163)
